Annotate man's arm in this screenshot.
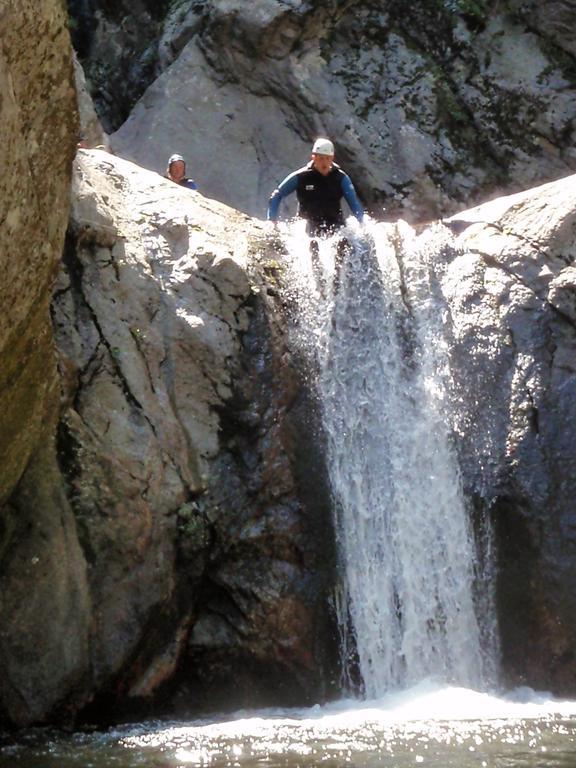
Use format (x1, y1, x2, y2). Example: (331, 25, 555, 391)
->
(267, 171, 299, 221)
(342, 174, 364, 223)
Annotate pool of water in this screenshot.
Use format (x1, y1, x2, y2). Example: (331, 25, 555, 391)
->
(2, 684, 576, 767)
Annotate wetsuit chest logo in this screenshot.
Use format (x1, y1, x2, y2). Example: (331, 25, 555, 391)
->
(306, 184, 315, 190)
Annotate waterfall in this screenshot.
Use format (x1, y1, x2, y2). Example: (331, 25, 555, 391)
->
(282, 220, 499, 698)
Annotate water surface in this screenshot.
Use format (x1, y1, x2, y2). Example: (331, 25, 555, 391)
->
(3, 685, 576, 768)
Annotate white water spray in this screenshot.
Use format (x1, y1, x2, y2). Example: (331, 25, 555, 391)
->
(281, 220, 498, 698)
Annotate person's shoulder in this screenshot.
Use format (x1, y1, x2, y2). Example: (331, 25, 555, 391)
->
(182, 178, 197, 190)
(333, 165, 353, 186)
(286, 163, 313, 180)
(276, 165, 311, 190)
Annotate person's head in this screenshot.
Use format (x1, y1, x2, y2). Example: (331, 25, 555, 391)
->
(167, 153, 186, 182)
(311, 138, 334, 176)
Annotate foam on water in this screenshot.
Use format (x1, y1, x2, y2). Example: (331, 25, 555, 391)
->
(119, 685, 576, 742)
(111, 685, 576, 768)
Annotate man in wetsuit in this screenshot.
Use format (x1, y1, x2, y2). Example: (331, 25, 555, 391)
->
(267, 138, 364, 290)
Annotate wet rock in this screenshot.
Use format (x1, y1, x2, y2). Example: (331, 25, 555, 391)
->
(174, 265, 339, 713)
(403, 172, 576, 692)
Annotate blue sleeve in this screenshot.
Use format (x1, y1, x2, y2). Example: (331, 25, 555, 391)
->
(342, 174, 364, 222)
(184, 179, 197, 191)
(267, 171, 299, 220)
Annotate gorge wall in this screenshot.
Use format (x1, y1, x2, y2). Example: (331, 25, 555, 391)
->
(0, 0, 77, 506)
(0, 0, 79, 726)
(52, 151, 338, 723)
(3, 0, 576, 731)
(403, 175, 576, 693)
(1, 144, 339, 728)
(70, 0, 576, 222)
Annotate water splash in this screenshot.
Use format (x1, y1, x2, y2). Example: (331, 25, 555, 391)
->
(281, 219, 498, 697)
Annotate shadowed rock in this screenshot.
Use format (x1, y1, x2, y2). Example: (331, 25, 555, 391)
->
(0, 0, 80, 727)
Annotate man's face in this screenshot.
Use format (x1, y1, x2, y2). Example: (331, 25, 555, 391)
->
(311, 153, 334, 176)
(170, 160, 186, 181)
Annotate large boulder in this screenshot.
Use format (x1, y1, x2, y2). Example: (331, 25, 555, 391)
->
(0, 1, 80, 726)
(48, 151, 336, 723)
(0, 144, 337, 727)
(0, 0, 78, 507)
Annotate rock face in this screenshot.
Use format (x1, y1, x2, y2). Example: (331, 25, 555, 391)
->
(399, 173, 576, 692)
(0, 0, 77, 507)
(55, 154, 576, 714)
(73, 50, 109, 150)
(66, 0, 171, 132)
(3, 1, 576, 723)
(2, 126, 576, 727)
(0, 150, 338, 727)
(0, 1, 79, 726)
(70, 0, 576, 222)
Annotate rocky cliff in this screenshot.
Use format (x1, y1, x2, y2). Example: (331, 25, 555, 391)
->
(0, 149, 338, 728)
(71, 0, 576, 222)
(3, 0, 576, 730)
(0, 0, 79, 726)
(0, 0, 77, 506)
(3, 145, 576, 728)
(55, 150, 338, 721)
(420, 174, 576, 692)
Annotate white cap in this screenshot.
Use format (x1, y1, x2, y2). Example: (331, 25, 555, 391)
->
(168, 153, 185, 165)
(311, 138, 334, 156)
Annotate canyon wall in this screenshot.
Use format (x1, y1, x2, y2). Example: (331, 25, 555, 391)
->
(71, 0, 576, 221)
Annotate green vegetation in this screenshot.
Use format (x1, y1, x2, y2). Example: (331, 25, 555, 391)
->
(177, 501, 209, 548)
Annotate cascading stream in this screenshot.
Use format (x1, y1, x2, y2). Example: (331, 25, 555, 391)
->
(281, 220, 498, 699)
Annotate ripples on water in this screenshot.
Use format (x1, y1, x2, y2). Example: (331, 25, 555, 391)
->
(2, 685, 576, 768)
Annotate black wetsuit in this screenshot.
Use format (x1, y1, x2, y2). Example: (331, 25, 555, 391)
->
(267, 162, 364, 235)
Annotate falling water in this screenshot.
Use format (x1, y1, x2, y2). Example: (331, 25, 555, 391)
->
(281, 220, 498, 699)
